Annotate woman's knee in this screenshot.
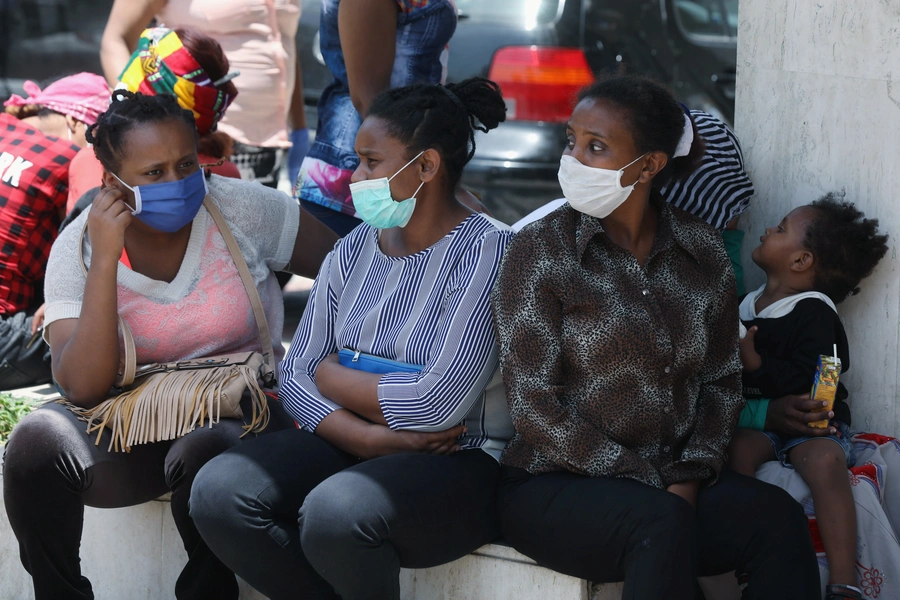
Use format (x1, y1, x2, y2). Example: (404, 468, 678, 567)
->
(300, 471, 385, 556)
(165, 420, 245, 490)
(3, 407, 86, 485)
(635, 491, 696, 549)
(189, 448, 252, 528)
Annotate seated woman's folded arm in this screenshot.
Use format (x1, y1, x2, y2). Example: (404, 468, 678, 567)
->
(374, 230, 511, 431)
(279, 248, 345, 429)
(491, 233, 655, 480)
(660, 254, 744, 487)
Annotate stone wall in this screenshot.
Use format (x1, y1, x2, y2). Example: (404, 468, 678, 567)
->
(734, 0, 900, 434)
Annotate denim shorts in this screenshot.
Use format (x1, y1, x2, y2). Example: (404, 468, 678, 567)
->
(297, 0, 457, 214)
(764, 420, 855, 468)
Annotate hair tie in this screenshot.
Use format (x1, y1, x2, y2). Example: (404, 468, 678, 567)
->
(438, 86, 465, 112)
(672, 112, 694, 158)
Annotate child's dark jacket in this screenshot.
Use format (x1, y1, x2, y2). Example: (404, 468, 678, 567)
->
(739, 288, 851, 425)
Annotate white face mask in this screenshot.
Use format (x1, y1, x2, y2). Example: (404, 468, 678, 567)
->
(558, 153, 646, 219)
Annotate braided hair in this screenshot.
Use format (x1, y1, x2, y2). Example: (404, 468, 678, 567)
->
(86, 91, 197, 173)
(367, 77, 507, 191)
(803, 193, 889, 303)
(577, 75, 705, 190)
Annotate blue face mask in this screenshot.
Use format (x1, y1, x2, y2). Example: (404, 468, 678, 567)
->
(112, 168, 208, 233)
(349, 151, 425, 229)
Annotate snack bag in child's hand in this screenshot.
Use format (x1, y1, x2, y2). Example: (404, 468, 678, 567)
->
(809, 354, 841, 428)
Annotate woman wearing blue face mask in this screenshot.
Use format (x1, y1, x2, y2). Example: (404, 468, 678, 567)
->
(190, 77, 511, 600)
(490, 75, 821, 599)
(2, 91, 338, 600)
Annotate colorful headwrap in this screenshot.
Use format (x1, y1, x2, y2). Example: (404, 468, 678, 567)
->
(4, 73, 110, 125)
(117, 27, 238, 135)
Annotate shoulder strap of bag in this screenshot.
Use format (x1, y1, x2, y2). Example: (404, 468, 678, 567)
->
(201, 196, 276, 373)
(77, 197, 276, 385)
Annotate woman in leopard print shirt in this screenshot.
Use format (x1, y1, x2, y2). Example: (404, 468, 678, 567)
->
(491, 75, 820, 599)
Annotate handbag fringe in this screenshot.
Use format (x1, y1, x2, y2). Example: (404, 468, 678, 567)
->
(58, 364, 270, 452)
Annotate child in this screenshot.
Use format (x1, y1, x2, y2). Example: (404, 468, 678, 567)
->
(727, 194, 889, 600)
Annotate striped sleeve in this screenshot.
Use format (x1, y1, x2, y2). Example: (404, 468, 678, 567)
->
(661, 110, 755, 230)
(376, 229, 511, 431)
(278, 242, 344, 430)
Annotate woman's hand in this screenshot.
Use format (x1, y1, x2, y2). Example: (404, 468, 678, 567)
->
(87, 186, 132, 264)
(764, 394, 836, 436)
(739, 326, 762, 372)
(361, 423, 467, 459)
(314, 410, 466, 460)
(667, 480, 700, 508)
(30, 304, 46, 335)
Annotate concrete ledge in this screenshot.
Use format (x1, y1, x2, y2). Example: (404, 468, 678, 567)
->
(0, 393, 739, 600)
(1, 479, 739, 600)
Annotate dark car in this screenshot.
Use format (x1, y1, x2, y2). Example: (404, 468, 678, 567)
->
(1, 0, 738, 224)
(297, 0, 738, 223)
(0, 0, 115, 99)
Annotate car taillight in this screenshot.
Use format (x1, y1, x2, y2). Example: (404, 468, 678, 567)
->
(488, 46, 594, 123)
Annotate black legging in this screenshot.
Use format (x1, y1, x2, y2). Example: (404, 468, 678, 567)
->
(2, 399, 293, 600)
(498, 466, 821, 600)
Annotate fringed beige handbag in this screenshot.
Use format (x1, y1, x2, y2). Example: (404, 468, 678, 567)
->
(61, 197, 276, 452)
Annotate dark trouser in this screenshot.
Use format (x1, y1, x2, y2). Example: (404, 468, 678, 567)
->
(498, 467, 820, 600)
(0, 310, 52, 391)
(2, 399, 292, 600)
(299, 199, 362, 238)
(231, 142, 282, 189)
(190, 429, 500, 600)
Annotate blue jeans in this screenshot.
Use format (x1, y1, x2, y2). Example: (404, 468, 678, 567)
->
(296, 0, 457, 214)
(764, 420, 856, 468)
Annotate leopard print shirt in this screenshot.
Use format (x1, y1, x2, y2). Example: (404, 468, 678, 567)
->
(491, 202, 742, 488)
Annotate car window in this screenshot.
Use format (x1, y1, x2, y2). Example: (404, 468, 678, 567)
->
(673, 0, 736, 40)
(454, 0, 561, 26)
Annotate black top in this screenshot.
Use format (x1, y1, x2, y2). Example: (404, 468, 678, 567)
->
(741, 297, 851, 425)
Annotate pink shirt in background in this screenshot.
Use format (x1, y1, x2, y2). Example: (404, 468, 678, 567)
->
(156, 0, 301, 148)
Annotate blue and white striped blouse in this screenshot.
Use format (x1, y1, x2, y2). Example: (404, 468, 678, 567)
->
(280, 213, 515, 460)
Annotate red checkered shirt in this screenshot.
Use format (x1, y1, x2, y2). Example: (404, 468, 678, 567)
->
(0, 113, 79, 314)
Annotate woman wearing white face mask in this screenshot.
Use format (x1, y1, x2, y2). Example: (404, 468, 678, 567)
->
(490, 75, 821, 599)
(191, 77, 513, 600)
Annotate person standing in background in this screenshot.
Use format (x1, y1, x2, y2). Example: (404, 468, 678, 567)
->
(100, 0, 307, 188)
(0, 73, 109, 390)
(68, 27, 243, 215)
(295, 0, 458, 236)
(659, 108, 755, 295)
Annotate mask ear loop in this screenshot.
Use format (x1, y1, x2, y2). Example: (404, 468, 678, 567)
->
(409, 180, 426, 199)
(387, 151, 425, 182)
(619, 152, 648, 188)
(111, 173, 141, 214)
(386, 150, 427, 200)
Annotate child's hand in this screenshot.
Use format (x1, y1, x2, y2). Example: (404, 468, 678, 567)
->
(740, 326, 762, 372)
